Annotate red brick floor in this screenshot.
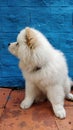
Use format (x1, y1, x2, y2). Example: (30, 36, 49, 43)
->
(0, 88, 73, 130)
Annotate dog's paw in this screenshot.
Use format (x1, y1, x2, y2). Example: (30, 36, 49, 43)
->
(53, 105, 66, 119)
(66, 93, 73, 101)
(20, 100, 32, 109)
(55, 109, 66, 119)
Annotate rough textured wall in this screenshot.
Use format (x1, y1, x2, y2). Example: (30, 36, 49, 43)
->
(0, 0, 73, 88)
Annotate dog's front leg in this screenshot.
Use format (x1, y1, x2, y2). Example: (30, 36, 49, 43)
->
(47, 85, 66, 119)
(20, 81, 36, 109)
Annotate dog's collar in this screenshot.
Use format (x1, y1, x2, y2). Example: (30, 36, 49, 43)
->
(32, 62, 47, 72)
(32, 66, 41, 72)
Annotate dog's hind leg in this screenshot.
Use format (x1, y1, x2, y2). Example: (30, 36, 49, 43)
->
(64, 77, 73, 101)
(66, 93, 73, 101)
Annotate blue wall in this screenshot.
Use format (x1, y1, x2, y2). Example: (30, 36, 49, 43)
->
(0, 0, 73, 88)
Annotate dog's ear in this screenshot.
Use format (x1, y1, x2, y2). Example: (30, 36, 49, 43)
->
(25, 27, 37, 49)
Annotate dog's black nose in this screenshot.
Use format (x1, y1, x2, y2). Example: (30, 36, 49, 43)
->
(8, 43, 10, 46)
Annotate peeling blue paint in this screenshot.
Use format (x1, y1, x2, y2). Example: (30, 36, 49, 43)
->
(0, 0, 73, 88)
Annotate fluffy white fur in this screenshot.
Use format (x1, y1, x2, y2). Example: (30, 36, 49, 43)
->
(8, 27, 73, 119)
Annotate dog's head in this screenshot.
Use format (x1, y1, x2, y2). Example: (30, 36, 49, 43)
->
(8, 27, 49, 68)
(8, 27, 40, 60)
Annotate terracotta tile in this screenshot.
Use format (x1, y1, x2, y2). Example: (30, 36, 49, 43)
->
(0, 89, 58, 130)
(0, 89, 73, 130)
(0, 108, 4, 118)
(55, 107, 73, 130)
(65, 99, 73, 107)
(0, 102, 58, 130)
(0, 88, 12, 108)
(6, 89, 25, 108)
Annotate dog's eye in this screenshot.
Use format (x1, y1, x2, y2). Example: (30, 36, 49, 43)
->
(16, 42, 19, 46)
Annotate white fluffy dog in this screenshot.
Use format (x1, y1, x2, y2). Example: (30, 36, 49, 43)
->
(8, 27, 73, 119)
